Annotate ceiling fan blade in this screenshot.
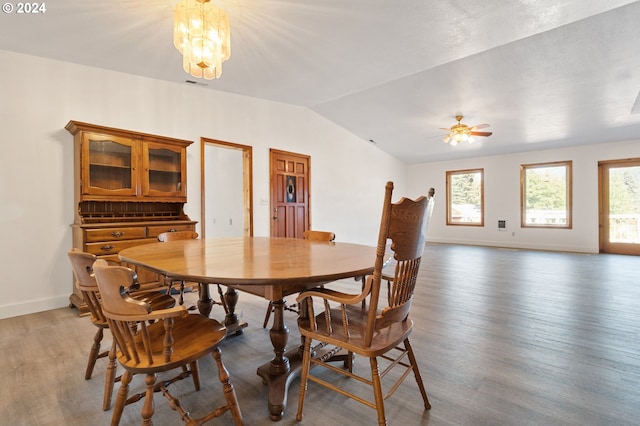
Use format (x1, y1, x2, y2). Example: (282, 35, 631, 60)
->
(470, 124, 490, 130)
(439, 127, 452, 131)
(426, 134, 445, 140)
(470, 131, 492, 137)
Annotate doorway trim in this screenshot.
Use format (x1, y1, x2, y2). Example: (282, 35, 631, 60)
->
(598, 157, 640, 255)
(201, 138, 253, 238)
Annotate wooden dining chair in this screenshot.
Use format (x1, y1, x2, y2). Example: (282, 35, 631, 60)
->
(156, 230, 199, 242)
(92, 259, 243, 426)
(67, 249, 176, 411)
(301, 230, 335, 242)
(295, 182, 434, 425)
(262, 230, 336, 328)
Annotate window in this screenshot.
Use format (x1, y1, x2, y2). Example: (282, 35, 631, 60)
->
(446, 168, 484, 226)
(521, 161, 572, 228)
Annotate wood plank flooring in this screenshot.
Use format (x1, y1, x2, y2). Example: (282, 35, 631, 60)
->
(1, 244, 638, 425)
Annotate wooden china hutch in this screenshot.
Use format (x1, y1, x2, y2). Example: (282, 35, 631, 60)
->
(66, 121, 196, 314)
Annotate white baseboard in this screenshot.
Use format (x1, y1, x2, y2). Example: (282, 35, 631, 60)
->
(0, 296, 71, 320)
(427, 238, 597, 254)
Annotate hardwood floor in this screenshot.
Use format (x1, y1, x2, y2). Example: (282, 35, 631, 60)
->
(1, 244, 638, 425)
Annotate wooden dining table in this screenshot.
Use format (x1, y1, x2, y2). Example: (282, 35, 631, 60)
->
(118, 236, 377, 421)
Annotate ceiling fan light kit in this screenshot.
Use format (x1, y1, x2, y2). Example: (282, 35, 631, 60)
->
(173, 0, 231, 80)
(443, 132, 475, 146)
(441, 115, 492, 146)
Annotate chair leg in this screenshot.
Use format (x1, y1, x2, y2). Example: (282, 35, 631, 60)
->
(296, 336, 313, 421)
(179, 281, 185, 306)
(103, 340, 117, 410)
(404, 338, 431, 410)
(141, 373, 157, 425)
(111, 370, 132, 426)
(359, 276, 368, 309)
(263, 302, 274, 328)
(212, 347, 243, 425)
(369, 357, 387, 426)
(86, 327, 104, 379)
(344, 351, 354, 373)
(190, 360, 201, 391)
(216, 284, 231, 316)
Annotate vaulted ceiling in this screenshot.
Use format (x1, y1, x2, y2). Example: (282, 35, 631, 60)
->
(2, 0, 640, 164)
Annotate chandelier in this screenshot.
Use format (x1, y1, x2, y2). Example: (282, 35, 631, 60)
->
(173, 0, 231, 80)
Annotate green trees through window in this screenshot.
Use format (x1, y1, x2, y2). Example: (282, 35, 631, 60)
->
(608, 165, 640, 243)
(521, 161, 572, 228)
(446, 168, 484, 226)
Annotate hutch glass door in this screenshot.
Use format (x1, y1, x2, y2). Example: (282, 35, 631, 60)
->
(83, 134, 137, 196)
(143, 142, 186, 197)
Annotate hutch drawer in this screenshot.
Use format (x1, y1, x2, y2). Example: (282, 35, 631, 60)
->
(85, 238, 158, 256)
(147, 224, 195, 238)
(85, 226, 147, 242)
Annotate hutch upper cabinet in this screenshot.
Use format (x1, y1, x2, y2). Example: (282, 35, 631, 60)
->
(66, 121, 196, 313)
(69, 122, 189, 201)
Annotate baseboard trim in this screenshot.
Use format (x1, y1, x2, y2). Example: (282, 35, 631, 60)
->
(0, 296, 71, 320)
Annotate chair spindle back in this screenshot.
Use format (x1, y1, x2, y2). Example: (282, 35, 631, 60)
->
(366, 181, 434, 344)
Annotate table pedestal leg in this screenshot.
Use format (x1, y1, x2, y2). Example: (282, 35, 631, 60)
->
(257, 298, 301, 421)
(197, 283, 213, 317)
(223, 287, 247, 335)
(198, 284, 247, 336)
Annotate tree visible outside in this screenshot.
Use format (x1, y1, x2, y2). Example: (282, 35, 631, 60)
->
(609, 165, 640, 243)
(447, 169, 483, 225)
(522, 162, 571, 228)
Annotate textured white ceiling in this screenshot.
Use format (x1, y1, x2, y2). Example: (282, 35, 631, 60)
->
(1, 0, 639, 163)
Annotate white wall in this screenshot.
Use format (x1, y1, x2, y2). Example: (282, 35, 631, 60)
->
(204, 145, 245, 237)
(408, 140, 640, 253)
(0, 50, 406, 319)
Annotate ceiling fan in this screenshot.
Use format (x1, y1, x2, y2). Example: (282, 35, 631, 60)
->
(440, 115, 492, 146)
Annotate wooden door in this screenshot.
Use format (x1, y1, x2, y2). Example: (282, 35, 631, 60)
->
(599, 158, 640, 255)
(270, 149, 310, 238)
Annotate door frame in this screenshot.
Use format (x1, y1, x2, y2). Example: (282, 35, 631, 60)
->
(200, 138, 253, 238)
(598, 158, 640, 255)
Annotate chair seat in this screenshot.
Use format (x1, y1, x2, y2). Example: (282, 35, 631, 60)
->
(298, 305, 413, 358)
(118, 314, 227, 374)
(134, 291, 176, 311)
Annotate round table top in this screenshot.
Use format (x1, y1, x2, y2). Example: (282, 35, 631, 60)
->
(118, 237, 377, 286)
